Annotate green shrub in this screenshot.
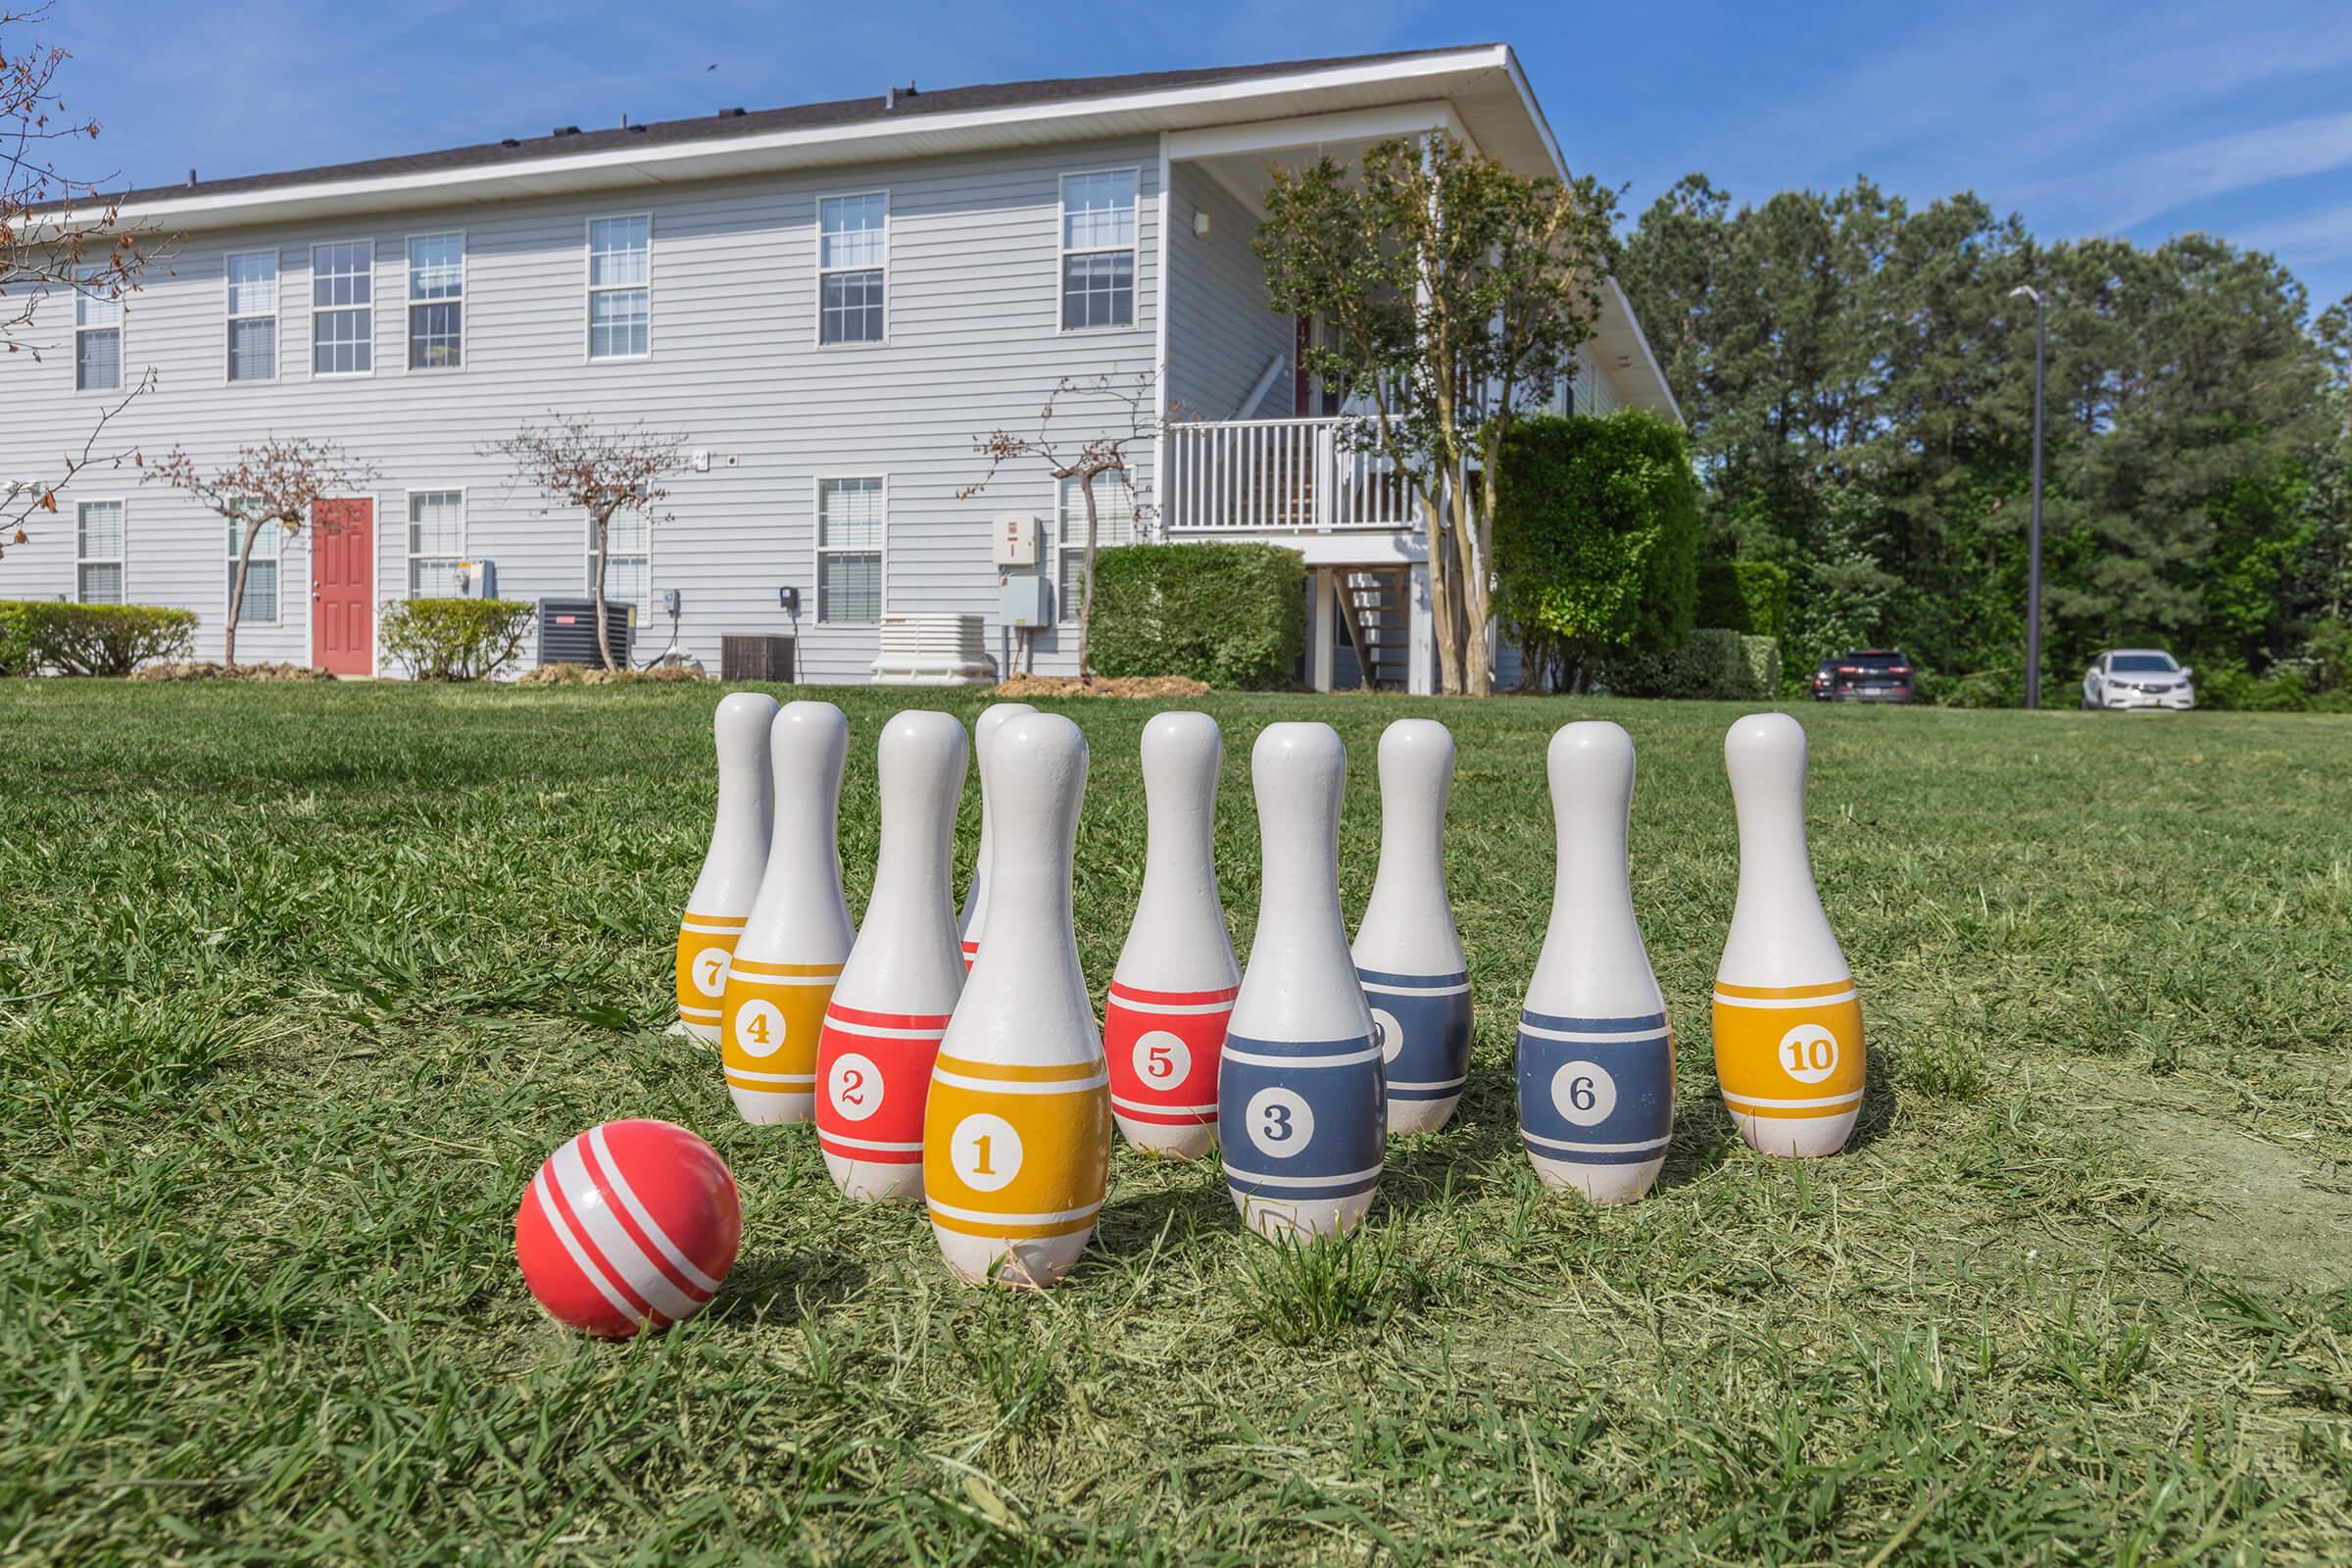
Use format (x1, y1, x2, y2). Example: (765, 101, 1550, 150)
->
(1695, 559, 1789, 639)
(1090, 543, 1305, 688)
(379, 598, 539, 681)
(1493, 410, 1698, 690)
(1592, 628, 1780, 701)
(0, 602, 198, 675)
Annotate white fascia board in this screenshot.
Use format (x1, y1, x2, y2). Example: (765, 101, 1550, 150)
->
(1601, 273, 1683, 425)
(1161, 99, 1468, 163)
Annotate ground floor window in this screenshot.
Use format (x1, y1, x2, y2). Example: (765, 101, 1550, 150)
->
(816, 476, 883, 624)
(1057, 475, 1135, 623)
(227, 518, 282, 623)
(76, 500, 125, 604)
(587, 512, 651, 620)
(409, 491, 464, 597)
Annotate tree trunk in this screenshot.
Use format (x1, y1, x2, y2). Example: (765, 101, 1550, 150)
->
(1456, 446, 1498, 697)
(1076, 475, 1102, 683)
(589, 508, 615, 671)
(223, 516, 265, 668)
(1420, 487, 1461, 695)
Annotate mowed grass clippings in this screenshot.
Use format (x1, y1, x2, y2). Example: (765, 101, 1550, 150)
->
(1, 680, 2348, 1566)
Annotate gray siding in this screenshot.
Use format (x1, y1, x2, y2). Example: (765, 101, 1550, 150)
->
(1163, 165, 1293, 424)
(2, 139, 1165, 680)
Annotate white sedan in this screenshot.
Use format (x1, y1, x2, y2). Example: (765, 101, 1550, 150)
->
(2082, 649, 2195, 710)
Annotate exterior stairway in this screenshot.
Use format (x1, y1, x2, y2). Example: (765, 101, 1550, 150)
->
(1336, 568, 1411, 692)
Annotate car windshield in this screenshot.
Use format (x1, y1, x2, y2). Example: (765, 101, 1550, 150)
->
(2110, 654, 2179, 673)
(1843, 653, 1908, 670)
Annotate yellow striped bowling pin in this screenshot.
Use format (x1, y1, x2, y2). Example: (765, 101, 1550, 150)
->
(717, 701, 853, 1124)
(1714, 712, 1866, 1156)
(675, 693, 778, 1041)
(923, 712, 1110, 1289)
(956, 702, 1036, 971)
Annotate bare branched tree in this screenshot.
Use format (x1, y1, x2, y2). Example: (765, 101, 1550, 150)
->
(961, 371, 1160, 680)
(143, 439, 381, 666)
(2, 4, 165, 554)
(489, 416, 687, 671)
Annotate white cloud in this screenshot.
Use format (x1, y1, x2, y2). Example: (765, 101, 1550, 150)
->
(2234, 202, 2352, 265)
(2034, 110, 2352, 234)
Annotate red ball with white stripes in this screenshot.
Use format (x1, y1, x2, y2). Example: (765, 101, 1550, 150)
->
(514, 1119, 742, 1338)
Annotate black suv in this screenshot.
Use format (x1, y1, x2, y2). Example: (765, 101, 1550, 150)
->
(1824, 649, 1917, 703)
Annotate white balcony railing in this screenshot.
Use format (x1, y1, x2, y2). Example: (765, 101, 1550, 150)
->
(1164, 416, 1418, 533)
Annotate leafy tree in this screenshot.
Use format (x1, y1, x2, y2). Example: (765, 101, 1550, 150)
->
(489, 416, 687, 671)
(1255, 133, 1618, 695)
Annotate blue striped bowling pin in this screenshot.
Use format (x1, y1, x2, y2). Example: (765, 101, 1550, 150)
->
(1516, 721, 1673, 1203)
(1219, 722, 1385, 1238)
(1351, 719, 1471, 1135)
(956, 702, 1037, 972)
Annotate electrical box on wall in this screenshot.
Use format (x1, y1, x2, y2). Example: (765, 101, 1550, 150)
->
(1001, 573, 1049, 628)
(993, 514, 1042, 567)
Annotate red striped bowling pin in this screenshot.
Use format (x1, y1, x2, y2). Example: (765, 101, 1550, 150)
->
(956, 701, 1037, 972)
(1352, 719, 1473, 1136)
(814, 710, 969, 1201)
(923, 712, 1110, 1289)
(1105, 711, 1238, 1159)
(514, 1119, 741, 1338)
(1714, 713, 1867, 1157)
(676, 693, 777, 1041)
(717, 701, 853, 1124)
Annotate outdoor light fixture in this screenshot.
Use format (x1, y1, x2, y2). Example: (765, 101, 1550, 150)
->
(1193, 209, 1212, 237)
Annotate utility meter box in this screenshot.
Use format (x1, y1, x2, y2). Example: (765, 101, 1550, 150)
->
(993, 514, 1042, 567)
(1001, 573, 1050, 628)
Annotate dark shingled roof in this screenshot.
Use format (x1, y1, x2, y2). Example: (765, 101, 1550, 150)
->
(121, 46, 1501, 207)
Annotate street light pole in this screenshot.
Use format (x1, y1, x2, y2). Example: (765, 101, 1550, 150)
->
(2010, 284, 2046, 710)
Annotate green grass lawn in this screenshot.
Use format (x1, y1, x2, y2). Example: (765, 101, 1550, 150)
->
(3, 681, 2349, 1565)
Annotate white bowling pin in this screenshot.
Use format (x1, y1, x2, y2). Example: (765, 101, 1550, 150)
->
(923, 712, 1110, 1289)
(1516, 722, 1674, 1203)
(1351, 718, 1472, 1136)
(1714, 713, 1866, 1157)
(1104, 711, 1239, 1159)
(716, 701, 854, 1124)
(956, 701, 1038, 971)
(815, 710, 969, 1201)
(1219, 722, 1385, 1238)
(675, 692, 778, 1041)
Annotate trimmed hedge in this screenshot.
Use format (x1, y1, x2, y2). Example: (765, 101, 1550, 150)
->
(1090, 542, 1306, 688)
(0, 602, 198, 676)
(1695, 559, 1789, 640)
(1592, 627, 1782, 701)
(380, 598, 539, 681)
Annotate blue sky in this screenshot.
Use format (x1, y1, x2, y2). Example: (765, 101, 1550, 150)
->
(39, 0, 2352, 312)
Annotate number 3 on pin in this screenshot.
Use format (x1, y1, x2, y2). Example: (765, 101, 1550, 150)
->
(1245, 1087, 1315, 1159)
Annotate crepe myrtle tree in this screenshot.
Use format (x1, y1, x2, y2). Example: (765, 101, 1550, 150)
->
(961, 370, 1160, 680)
(1255, 133, 1618, 695)
(490, 415, 688, 671)
(144, 438, 380, 666)
(1, 3, 165, 554)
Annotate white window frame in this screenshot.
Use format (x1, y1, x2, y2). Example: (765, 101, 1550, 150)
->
(812, 474, 887, 626)
(1057, 167, 1142, 335)
(584, 213, 653, 363)
(74, 287, 123, 393)
(814, 188, 890, 348)
(404, 230, 466, 373)
(223, 248, 281, 385)
(309, 238, 376, 379)
(1055, 473, 1137, 624)
(226, 515, 285, 627)
(405, 488, 466, 598)
(584, 509, 652, 622)
(75, 498, 126, 604)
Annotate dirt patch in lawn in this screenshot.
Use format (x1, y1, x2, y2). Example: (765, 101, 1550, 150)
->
(995, 674, 1211, 699)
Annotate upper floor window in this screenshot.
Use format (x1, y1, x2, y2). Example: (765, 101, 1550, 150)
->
(1060, 170, 1137, 331)
(587, 216, 650, 360)
(312, 241, 373, 375)
(75, 289, 122, 390)
(408, 233, 464, 370)
(815, 477, 883, 624)
(1057, 477, 1136, 624)
(818, 192, 887, 344)
(408, 490, 464, 596)
(77, 501, 124, 604)
(225, 251, 278, 382)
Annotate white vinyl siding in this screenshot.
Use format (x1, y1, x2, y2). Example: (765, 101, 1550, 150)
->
(587, 512, 650, 620)
(408, 490, 464, 597)
(407, 233, 464, 370)
(311, 241, 373, 375)
(225, 252, 279, 382)
(816, 477, 883, 624)
(75, 290, 122, 390)
(1056, 476, 1136, 623)
(227, 519, 283, 623)
(76, 501, 125, 604)
(817, 192, 888, 345)
(586, 216, 651, 360)
(1060, 169, 1138, 331)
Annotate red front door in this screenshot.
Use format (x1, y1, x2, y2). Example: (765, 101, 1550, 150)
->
(311, 498, 373, 675)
